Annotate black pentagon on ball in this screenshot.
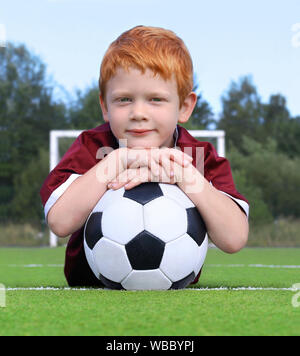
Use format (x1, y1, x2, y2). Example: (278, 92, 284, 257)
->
(85, 212, 103, 249)
(123, 182, 163, 205)
(170, 272, 196, 290)
(125, 230, 165, 270)
(99, 274, 125, 290)
(186, 207, 207, 246)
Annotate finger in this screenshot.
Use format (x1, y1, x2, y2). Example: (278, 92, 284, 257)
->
(108, 169, 136, 189)
(175, 147, 193, 160)
(160, 155, 173, 181)
(170, 150, 193, 167)
(149, 157, 161, 178)
(127, 150, 145, 169)
(124, 179, 141, 190)
(125, 167, 151, 189)
(172, 161, 184, 183)
(159, 148, 191, 168)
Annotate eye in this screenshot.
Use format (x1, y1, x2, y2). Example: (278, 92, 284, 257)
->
(151, 98, 163, 102)
(120, 97, 131, 102)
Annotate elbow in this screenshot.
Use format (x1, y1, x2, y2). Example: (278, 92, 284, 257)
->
(47, 209, 71, 238)
(224, 217, 249, 254)
(223, 233, 248, 254)
(224, 240, 247, 254)
(48, 221, 70, 238)
(50, 225, 70, 238)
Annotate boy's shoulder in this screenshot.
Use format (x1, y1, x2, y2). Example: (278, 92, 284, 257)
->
(77, 122, 119, 150)
(80, 122, 116, 141)
(176, 125, 217, 153)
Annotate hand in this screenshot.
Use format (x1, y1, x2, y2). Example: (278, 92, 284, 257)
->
(125, 147, 193, 177)
(107, 157, 193, 191)
(95, 147, 128, 185)
(104, 147, 193, 187)
(108, 155, 204, 195)
(107, 165, 177, 190)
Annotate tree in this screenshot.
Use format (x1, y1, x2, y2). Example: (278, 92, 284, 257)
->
(218, 77, 300, 158)
(262, 95, 300, 158)
(217, 76, 264, 151)
(68, 85, 104, 130)
(11, 148, 49, 223)
(228, 136, 300, 219)
(0, 42, 68, 221)
(179, 83, 214, 130)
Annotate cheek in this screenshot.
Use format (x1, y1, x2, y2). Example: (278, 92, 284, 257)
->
(158, 108, 180, 126)
(109, 108, 125, 123)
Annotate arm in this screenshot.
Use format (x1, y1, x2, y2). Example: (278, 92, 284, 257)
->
(177, 165, 249, 253)
(47, 150, 123, 237)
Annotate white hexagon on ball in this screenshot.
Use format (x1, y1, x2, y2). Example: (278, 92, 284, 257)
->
(92, 187, 125, 212)
(144, 196, 187, 243)
(102, 197, 144, 245)
(159, 183, 195, 209)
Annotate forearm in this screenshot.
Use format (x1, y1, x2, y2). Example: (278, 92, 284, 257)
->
(47, 156, 112, 237)
(178, 167, 249, 253)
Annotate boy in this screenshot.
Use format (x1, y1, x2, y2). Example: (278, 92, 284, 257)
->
(40, 26, 249, 287)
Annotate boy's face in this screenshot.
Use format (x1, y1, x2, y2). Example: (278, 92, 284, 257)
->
(100, 67, 196, 148)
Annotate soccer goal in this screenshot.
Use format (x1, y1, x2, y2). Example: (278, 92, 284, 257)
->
(48, 129, 225, 247)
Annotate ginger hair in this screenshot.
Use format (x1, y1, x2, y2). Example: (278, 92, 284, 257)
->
(99, 25, 194, 107)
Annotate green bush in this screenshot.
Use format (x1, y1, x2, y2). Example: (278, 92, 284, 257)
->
(228, 136, 300, 221)
(11, 148, 49, 223)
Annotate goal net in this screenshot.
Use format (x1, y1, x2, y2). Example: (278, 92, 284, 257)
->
(48, 129, 225, 247)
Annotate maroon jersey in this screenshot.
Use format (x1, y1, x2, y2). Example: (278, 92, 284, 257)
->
(40, 123, 249, 287)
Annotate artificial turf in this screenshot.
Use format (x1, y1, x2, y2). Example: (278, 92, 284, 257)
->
(0, 247, 299, 336)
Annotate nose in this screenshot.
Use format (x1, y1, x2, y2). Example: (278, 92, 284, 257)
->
(129, 101, 148, 121)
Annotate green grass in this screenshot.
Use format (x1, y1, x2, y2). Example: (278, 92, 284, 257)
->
(0, 247, 300, 336)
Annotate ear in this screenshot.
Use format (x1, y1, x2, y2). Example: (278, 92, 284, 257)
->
(99, 94, 109, 122)
(178, 92, 197, 124)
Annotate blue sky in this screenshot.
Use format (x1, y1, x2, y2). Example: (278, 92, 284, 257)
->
(1, 0, 300, 117)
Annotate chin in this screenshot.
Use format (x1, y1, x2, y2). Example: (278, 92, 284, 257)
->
(127, 140, 158, 149)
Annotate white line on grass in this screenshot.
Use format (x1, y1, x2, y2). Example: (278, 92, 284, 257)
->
(7, 264, 64, 267)
(4, 286, 300, 291)
(207, 264, 300, 269)
(6, 264, 300, 269)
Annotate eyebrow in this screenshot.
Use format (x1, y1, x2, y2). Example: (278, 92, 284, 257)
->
(110, 91, 171, 98)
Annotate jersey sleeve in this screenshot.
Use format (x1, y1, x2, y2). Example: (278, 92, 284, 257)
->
(204, 142, 249, 217)
(40, 132, 97, 222)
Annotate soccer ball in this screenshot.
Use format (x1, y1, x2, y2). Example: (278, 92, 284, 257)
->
(84, 182, 208, 290)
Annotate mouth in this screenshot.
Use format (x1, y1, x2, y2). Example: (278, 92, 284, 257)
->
(127, 129, 154, 136)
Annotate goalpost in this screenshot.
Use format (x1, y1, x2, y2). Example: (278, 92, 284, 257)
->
(48, 129, 225, 247)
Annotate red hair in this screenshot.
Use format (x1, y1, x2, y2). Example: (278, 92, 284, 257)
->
(99, 26, 194, 107)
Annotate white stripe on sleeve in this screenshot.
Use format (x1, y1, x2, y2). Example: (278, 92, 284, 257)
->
(44, 174, 82, 221)
(219, 190, 249, 217)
